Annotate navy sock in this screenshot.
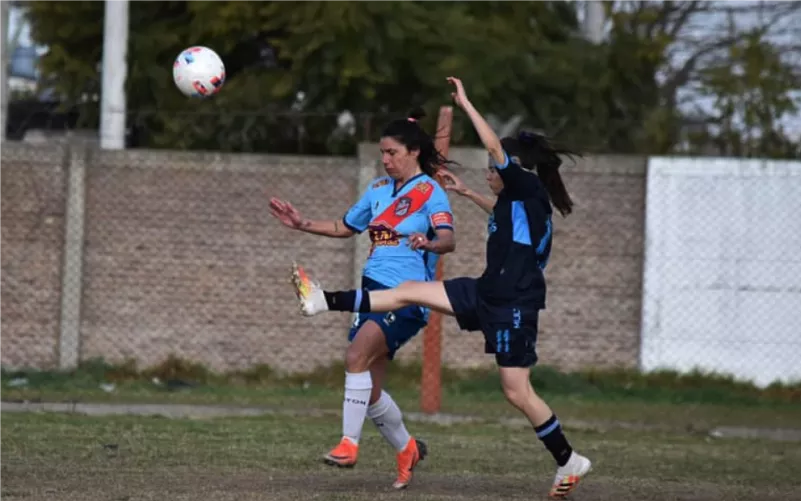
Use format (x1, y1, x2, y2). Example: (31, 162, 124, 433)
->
(534, 414, 573, 466)
(323, 289, 371, 313)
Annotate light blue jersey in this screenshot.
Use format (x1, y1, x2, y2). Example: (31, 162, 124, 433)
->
(343, 173, 454, 288)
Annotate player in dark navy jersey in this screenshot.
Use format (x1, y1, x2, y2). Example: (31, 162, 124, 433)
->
(290, 77, 591, 498)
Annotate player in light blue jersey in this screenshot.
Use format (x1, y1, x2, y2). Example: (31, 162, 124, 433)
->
(269, 108, 456, 489)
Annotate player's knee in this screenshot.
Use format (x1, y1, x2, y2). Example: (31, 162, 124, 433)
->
(502, 384, 528, 410)
(345, 346, 370, 373)
(345, 329, 387, 373)
(396, 281, 423, 305)
(499, 367, 531, 410)
(396, 280, 426, 308)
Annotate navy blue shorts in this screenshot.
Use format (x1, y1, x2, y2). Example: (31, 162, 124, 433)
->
(348, 276, 428, 360)
(444, 277, 540, 368)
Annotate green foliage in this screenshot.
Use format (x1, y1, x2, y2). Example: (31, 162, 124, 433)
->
(23, 1, 591, 153)
(4, 356, 800, 407)
(22, 1, 801, 157)
(697, 31, 801, 158)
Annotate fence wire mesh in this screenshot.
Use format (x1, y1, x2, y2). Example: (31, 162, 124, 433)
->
(639, 158, 801, 387)
(2, 141, 800, 388)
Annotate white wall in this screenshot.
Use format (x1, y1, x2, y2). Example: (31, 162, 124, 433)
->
(640, 157, 801, 387)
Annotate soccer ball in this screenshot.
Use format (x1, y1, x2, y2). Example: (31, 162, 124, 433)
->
(172, 46, 226, 98)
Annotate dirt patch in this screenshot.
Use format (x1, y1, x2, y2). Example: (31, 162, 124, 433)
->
(4, 466, 800, 501)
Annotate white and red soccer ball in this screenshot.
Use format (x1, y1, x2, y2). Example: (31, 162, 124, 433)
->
(172, 46, 226, 98)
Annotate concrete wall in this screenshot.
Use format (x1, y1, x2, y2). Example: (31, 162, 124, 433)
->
(641, 157, 801, 387)
(1, 144, 67, 369)
(1, 142, 646, 373)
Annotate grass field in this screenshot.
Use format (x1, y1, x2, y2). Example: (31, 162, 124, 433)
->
(3, 411, 800, 501)
(3, 360, 801, 500)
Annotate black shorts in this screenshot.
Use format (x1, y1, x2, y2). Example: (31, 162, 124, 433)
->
(443, 277, 540, 368)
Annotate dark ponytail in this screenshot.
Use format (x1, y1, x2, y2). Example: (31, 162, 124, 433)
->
(381, 108, 456, 177)
(500, 131, 577, 217)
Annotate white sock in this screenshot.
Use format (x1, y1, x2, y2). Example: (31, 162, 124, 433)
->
(342, 371, 372, 444)
(367, 390, 411, 451)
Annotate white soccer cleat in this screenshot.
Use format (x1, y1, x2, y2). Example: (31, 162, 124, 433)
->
(548, 452, 592, 498)
(290, 262, 328, 316)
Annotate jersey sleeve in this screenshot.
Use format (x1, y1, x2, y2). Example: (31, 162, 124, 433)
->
(426, 183, 455, 231)
(493, 150, 538, 201)
(342, 188, 372, 233)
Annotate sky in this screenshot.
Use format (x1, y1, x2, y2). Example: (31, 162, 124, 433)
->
(583, 1, 801, 140)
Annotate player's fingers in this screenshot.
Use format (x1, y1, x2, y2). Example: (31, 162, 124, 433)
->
(442, 175, 459, 186)
(271, 206, 289, 219)
(269, 209, 287, 222)
(409, 234, 425, 249)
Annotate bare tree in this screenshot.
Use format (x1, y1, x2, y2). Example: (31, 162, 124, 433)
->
(609, 0, 801, 157)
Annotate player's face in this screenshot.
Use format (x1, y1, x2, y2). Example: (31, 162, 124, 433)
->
(379, 137, 420, 180)
(486, 165, 503, 195)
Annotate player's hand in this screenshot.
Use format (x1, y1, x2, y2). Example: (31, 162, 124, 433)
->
(408, 232, 431, 251)
(269, 197, 306, 230)
(439, 170, 469, 196)
(447, 76, 470, 109)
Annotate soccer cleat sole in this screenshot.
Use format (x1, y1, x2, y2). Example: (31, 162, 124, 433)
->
(548, 466, 592, 498)
(289, 262, 309, 315)
(322, 456, 356, 468)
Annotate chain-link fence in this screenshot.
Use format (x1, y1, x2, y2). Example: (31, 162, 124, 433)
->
(640, 157, 801, 387)
(2, 140, 800, 387)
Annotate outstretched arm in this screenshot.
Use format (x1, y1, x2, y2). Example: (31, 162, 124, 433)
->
(439, 170, 495, 215)
(447, 77, 504, 167)
(269, 198, 355, 238)
(446, 77, 532, 200)
(299, 218, 355, 238)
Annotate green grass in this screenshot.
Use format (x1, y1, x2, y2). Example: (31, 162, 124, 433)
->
(2, 412, 800, 501)
(3, 357, 801, 430)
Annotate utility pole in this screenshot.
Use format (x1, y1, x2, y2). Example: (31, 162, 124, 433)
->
(583, 1, 606, 45)
(99, 0, 129, 149)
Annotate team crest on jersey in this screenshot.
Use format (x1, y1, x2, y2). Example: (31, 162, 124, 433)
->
(394, 196, 412, 217)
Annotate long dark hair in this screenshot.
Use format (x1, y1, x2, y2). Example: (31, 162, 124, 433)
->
(381, 108, 455, 177)
(500, 131, 578, 216)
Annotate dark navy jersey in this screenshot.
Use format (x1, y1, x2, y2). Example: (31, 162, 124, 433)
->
(476, 151, 553, 309)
